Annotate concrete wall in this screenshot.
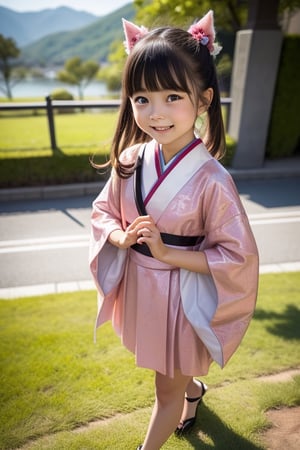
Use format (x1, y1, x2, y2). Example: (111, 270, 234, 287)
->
(229, 29, 282, 168)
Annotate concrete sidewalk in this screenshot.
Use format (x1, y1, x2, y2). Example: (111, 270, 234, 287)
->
(1, 157, 300, 202)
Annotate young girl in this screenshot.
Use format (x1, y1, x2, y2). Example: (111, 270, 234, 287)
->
(90, 11, 259, 450)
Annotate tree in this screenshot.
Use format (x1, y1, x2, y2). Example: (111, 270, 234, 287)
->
(57, 57, 99, 100)
(134, 0, 247, 32)
(0, 34, 26, 99)
(134, 0, 300, 32)
(98, 41, 125, 93)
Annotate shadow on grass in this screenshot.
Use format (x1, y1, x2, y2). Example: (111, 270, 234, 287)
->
(254, 305, 300, 340)
(180, 404, 263, 449)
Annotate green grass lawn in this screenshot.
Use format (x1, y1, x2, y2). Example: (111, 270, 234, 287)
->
(0, 111, 118, 187)
(0, 108, 235, 188)
(0, 272, 299, 449)
(0, 111, 118, 158)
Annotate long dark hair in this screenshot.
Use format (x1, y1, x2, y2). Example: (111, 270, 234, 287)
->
(108, 26, 225, 177)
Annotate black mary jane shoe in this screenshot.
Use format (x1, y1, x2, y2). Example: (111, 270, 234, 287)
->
(175, 380, 207, 436)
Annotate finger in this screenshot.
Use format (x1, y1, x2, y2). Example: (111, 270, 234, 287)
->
(136, 222, 153, 233)
(134, 215, 151, 223)
(137, 227, 151, 237)
(133, 215, 155, 227)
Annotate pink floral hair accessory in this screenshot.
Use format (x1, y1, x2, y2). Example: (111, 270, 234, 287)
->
(122, 18, 149, 54)
(188, 10, 222, 56)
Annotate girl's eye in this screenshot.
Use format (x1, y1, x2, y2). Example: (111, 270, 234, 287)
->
(134, 96, 148, 104)
(167, 94, 182, 102)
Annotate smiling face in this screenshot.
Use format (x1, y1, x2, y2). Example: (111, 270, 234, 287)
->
(130, 89, 199, 157)
(122, 26, 216, 159)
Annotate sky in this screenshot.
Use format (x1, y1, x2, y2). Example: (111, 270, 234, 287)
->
(0, 0, 132, 16)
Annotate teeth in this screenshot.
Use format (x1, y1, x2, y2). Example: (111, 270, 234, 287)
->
(154, 126, 171, 131)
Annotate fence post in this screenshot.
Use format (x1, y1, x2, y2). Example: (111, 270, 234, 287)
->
(45, 95, 57, 150)
(225, 99, 231, 133)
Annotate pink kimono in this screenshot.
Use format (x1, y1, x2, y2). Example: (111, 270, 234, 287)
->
(89, 139, 259, 377)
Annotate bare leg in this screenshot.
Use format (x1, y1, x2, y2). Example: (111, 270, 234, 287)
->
(141, 370, 191, 450)
(177, 378, 206, 430)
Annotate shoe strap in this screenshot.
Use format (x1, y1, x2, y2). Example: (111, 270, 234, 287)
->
(185, 395, 202, 402)
(185, 380, 207, 402)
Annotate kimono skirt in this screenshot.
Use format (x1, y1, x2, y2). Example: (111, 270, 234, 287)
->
(116, 245, 213, 378)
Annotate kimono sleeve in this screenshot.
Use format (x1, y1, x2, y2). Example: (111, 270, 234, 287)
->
(202, 166, 259, 365)
(89, 170, 127, 298)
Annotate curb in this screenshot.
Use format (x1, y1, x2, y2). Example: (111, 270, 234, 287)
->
(0, 181, 106, 202)
(229, 166, 300, 180)
(1, 159, 300, 202)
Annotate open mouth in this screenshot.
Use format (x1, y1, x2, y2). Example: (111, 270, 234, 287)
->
(151, 126, 174, 131)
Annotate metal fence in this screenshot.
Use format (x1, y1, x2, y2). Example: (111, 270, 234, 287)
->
(0, 95, 231, 150)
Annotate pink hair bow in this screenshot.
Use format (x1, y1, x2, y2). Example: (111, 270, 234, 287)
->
(122, 18, 148, 54)
(188, 10, 222, 56)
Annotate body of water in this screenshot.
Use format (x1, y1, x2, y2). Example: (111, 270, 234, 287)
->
(1, 78, 110, 99)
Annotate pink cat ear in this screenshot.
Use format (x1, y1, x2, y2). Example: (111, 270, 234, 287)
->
(188, 10, 221, 55)
(122, 18, 148, 54)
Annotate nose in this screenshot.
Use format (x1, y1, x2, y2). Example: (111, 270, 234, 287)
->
(148, 97, 165, 120)
(149, 112, 164, 120)
(149, 105, 164, 120)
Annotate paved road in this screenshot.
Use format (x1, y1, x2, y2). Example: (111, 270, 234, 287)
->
(236, 177, 300, 268)
(0, 177, 299, 298)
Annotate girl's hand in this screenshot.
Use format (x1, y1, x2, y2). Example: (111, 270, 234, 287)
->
(121, 215, 153, 248)
(136, 216, 167, 260)
(109, 215, 154, 249)
(112, 215, 210, 274)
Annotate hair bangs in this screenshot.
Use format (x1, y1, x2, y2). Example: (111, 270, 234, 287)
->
(126, 41, 192, 97)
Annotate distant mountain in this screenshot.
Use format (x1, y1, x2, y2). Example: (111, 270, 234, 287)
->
(0, 5, 99, 46)
(20, 3, 135, 66)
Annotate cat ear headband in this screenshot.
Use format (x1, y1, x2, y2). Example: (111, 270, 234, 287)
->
(122, 18, 149, 54)
(122, 10, 222, 56)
